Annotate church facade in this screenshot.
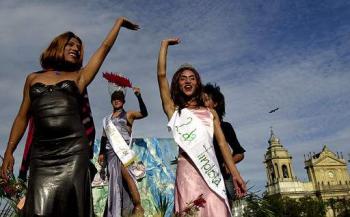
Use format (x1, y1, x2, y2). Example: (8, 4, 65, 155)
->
(264, 129, 350, 216)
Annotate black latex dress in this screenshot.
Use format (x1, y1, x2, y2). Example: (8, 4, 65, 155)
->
(24, 80, 92, 217)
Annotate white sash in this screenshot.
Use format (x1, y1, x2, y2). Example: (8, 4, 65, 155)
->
(103, 114, 136, 166)
(168, 108, 230, 209)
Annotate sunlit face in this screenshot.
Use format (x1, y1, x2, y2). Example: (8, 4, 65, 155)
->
(64, 37, 81, 64)
(112, 99, 124, 110)
(179, 70, 198, 96)
(203, 93, 217, 109)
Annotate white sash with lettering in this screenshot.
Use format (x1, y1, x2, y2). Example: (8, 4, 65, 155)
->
(103, 115, 136, 166)
(168, 108, 229, 209)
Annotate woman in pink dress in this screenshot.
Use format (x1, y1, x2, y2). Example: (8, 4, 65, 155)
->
(156, 38, 247, 216)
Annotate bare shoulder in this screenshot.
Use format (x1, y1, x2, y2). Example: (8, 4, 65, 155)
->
(209, 108, 218, 117)
(126, 110, 138, 120)
(26, 72, 39, 86)
(27, 72, 38, 79)
(209, 109, 222, 124)
(165, 107, 176, 120)
(126, 110, 134, 118)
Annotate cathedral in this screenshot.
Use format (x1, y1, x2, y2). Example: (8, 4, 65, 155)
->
(264, 128, 350, 216)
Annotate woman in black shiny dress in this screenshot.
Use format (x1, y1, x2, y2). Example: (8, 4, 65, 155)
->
(1, 17, 139, 217)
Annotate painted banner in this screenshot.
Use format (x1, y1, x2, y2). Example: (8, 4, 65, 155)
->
(91, 138, 177, 217)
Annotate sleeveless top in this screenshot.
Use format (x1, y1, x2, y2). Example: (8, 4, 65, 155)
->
(103, 110, 131, 150)
(29, 80, 87, 158)
(26, 79, 91, 217)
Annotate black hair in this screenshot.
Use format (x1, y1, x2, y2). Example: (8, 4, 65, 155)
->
(203, 83, 225, 120)
(111, 90, 125, 103)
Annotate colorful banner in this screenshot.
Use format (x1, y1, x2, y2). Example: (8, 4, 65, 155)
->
(91, 137, 178, 217)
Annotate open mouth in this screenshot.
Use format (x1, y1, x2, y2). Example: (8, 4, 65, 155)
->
(184, 85, 193, 92)
(69, 51, 79, 58)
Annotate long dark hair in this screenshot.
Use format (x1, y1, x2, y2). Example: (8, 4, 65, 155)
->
(170, 64, 204, 112)
(203, 83, 225, 120)
(40, 31, 83, 72)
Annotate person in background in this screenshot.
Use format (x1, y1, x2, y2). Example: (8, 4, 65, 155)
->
(203, 83, 245, 207)
(99, 88, 148, 217)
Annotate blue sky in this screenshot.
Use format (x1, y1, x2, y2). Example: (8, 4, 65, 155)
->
(0, 0, 349, 191)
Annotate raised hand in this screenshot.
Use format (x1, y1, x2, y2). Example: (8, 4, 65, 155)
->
(133, 87, 141, 95)
(118, 17, 139, 31)
(162, 38, 180, 46)
(157, 37, 180, 119)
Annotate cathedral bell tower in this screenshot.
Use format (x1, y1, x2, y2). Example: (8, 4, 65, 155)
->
(264, 128, 297, 189)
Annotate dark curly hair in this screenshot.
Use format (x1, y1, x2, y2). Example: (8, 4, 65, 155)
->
(170, 64, 204, 112)
(203, 83, 225, 120)
(40, 31, 83, 72)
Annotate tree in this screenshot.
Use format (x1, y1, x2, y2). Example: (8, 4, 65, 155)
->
(299, 197, 326, 217)
(334, 198, 350, 217)
(242, 193, 327, 217)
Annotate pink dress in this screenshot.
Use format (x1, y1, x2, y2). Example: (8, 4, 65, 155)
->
(174, 109, 230, 217)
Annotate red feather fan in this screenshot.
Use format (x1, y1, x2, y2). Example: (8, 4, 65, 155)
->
(102, 72, 132, 88)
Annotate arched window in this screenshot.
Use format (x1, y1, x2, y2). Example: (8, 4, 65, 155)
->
(282, 165, 289, 178)
(270, 165, 275, 181)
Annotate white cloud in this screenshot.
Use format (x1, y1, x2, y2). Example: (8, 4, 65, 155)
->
(0, 0, 349, 192)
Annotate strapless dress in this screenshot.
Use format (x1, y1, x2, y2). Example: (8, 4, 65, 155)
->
(24, 80, 92, 217)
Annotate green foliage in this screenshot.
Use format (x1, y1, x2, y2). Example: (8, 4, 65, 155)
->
(243, 193, 328, 217)
(154, 191, 170, 217)
(243, 193, 275, 217)
(0, 198, 18, 217)
(327, 198, 350, 217)
(170, 157, 178, 165)
(299, 197, 326, 217)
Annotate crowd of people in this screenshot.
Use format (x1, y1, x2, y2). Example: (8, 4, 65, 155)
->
(1, 17, 247, 217)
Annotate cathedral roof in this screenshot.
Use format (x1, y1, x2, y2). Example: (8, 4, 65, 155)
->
(265, 127, 292, 160)
(305, 145, 347, 167)
(268, 127, 281, 146)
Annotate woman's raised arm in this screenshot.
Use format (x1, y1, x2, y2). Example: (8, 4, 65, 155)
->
(157, 38, 179, 119)
(77, 17, 139, 91)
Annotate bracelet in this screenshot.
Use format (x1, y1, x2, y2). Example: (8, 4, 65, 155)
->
(8, 141, 16, 146)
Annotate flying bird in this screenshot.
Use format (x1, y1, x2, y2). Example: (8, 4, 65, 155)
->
(269, 107, 279, 113)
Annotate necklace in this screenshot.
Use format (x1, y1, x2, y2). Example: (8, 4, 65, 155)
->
(113, 108, 124, 113)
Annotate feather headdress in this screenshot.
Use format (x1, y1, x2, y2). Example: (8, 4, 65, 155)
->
(102, 72, 132, 95)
